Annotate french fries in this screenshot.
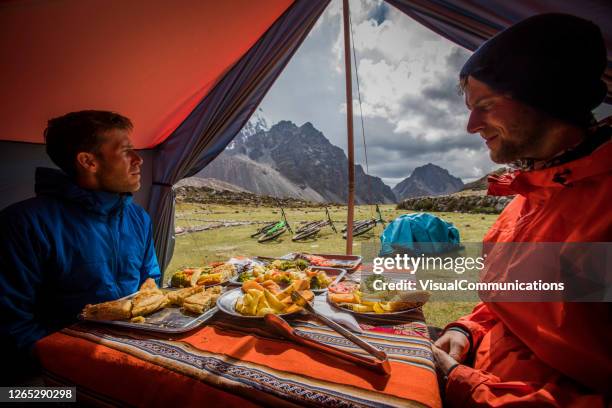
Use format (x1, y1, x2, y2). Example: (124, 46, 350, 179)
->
(235, 279, 313, 316)
(329, 287, 430, 314)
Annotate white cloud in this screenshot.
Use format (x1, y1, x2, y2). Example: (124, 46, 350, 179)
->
(253, 0, 497, 184)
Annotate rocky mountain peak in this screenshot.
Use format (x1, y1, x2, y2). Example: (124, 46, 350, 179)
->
(392, 163, 464, 201)
(198, 120, 396, 204)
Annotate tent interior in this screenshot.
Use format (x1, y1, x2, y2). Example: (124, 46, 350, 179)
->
(1, 0, 610, 271)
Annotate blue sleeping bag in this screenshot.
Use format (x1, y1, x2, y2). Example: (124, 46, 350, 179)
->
(379, 213, 460, 256)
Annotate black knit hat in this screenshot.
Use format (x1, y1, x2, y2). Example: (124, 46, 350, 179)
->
(460, 13, 607, 127)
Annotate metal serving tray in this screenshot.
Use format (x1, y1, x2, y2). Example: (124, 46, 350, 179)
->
(79, 289, 220, 334)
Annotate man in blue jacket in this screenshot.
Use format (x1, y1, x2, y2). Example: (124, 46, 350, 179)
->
(0, 110, 161, 383)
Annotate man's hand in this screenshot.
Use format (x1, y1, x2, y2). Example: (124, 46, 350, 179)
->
(434, 329, 470, 363)
(431, 344, 459, 375)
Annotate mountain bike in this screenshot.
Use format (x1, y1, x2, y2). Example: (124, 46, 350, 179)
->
(257, 207, 292, 243)
(294, 219, 322, 234)
(343, 204, 385, 239)
(341, 219, 370, 233)
(292, 207, 337, 241)
(250, 222, 278, 238)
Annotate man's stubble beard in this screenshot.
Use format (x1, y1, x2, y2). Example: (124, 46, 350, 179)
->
(490, 110, 546, 164)
(97, 160, 140, 193)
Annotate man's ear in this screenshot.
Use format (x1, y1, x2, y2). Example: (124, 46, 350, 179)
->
(75, 152, 98, 174)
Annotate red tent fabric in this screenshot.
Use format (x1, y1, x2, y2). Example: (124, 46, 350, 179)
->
(0, 0, 293, 148)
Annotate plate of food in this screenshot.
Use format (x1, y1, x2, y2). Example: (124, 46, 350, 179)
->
(327, 280, 430, 317)
(169, 262, 237, 288)
(80, 278, 223, 333)
(231, 259, 345, 294)
(217, 280, 314, 319)
(292, 253, 362, 272)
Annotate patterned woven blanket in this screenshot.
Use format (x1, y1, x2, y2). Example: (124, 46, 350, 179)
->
(36, 312, 441, 408)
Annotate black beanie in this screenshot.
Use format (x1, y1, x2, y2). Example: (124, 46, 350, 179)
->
(460, 13, 608, 127)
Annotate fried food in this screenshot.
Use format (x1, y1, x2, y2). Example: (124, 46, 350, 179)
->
(170, 267, 204, 288)
(328, 293, 357, 304)
(196, 272, 222, 286)
(82, 298, 133, 321)
(81, 276, 222, 323)
(166, 285, 204, 306)
(139, 277, 162, 293)
(131, 290, 168, 317)
(236, 279, 313, 317)
(328, 285, 429, 314)
(212, 263, 236, 280)
(171, 263, 236, 288)
(183, 286, 221, 314)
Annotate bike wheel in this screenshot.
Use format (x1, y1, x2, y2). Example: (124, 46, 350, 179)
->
(341, 220, 367, 233)
(353, 222, 376, 237)
(343, 222, 375, 239)
(258, 227, 288, 243)
(251, 222, 276, 238)
(295, 221, 320, 234)
(292, 227, 320, 241)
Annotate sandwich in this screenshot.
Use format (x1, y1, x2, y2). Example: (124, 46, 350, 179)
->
(183, 286, 221, 314)
(166, 285, 204, 306)
(131, 279, 168, 317)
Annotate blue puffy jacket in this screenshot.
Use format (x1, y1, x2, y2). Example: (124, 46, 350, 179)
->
(0, 167, 160, 353)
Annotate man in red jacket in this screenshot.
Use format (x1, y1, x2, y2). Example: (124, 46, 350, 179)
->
(432, 14, 611, 407)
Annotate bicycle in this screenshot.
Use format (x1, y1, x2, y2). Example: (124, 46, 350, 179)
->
(294, 207, 334, 234)
(294, 219, 322, 234)
(292, 207, 337, 241)
(250, 222, 277, 238)
(342, 204, 385, 239)
(257, 207, 293, 243)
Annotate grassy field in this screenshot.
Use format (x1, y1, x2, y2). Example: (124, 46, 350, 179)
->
(167, 203, 497, 328)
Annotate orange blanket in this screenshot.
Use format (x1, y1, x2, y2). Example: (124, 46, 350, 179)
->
(36, 315, 441, 407)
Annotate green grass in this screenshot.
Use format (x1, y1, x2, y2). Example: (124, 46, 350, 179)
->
(167, 203, 497, 328)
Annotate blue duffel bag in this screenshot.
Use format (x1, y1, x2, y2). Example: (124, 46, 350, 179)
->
(379, 213, 461, 256)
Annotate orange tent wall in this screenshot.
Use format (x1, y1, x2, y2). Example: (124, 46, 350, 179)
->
(0, 0, 294, 149)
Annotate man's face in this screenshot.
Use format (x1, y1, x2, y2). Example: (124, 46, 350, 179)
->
(464, 76, 546, 163)
(93, 128, 143, 193)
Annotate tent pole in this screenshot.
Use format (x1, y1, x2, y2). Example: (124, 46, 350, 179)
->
(342, 0, 355, 255)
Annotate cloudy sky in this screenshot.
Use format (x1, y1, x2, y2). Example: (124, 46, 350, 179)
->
(250, 0, 611, 187)
(252, 0, 486, 186)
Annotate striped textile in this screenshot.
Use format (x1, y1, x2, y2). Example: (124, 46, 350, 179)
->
(36, 314, 441, 407)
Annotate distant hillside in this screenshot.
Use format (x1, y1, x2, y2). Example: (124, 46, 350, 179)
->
(174, 185, 324, 208)
(461, 167, 508, 191)
(393, 163, 464, 201)
(397, 192, 512, 214)
(195, 154, 326, 202)
(198, 119, 396, 204)
(175, 177, 248, 193)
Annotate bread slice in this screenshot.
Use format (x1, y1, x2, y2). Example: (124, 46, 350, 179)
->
(82, 299, 133, 321)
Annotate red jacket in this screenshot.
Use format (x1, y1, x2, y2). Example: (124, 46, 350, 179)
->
(445, 139, 612, 407)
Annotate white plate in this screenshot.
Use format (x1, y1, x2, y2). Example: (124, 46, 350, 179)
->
(326, 292, 423, 318)
(216, 288, 303, 319)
